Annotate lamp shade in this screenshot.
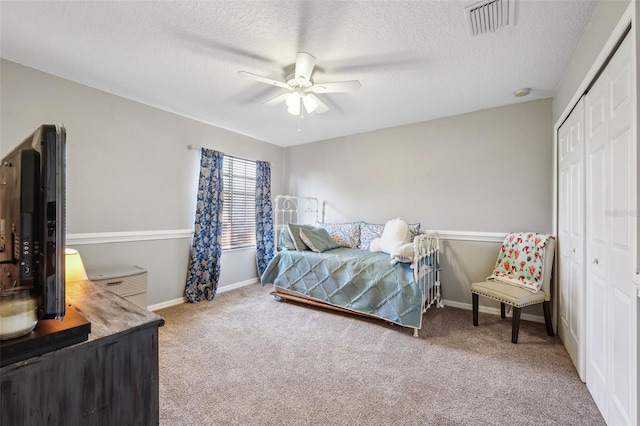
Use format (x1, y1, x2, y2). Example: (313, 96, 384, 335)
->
(65, 248, 88, 283)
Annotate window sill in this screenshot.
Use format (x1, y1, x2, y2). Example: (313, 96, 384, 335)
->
(222, 246, 256, 253)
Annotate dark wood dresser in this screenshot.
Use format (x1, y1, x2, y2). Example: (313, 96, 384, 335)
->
(1, 279, 165, 425)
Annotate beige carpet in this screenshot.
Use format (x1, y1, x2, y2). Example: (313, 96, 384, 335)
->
(157, 284, 604, 426)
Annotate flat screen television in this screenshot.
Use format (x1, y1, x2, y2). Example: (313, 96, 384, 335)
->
(0, 124, 66, 320)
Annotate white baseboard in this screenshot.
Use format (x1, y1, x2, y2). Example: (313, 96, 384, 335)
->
(442, 299, 544, 324)
(147, 278, 258, 311)
(148, 297, 187, 311)
(217, 278, 259, 293)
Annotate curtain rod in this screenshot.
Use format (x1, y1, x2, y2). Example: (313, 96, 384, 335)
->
(187, 145, 263, 164)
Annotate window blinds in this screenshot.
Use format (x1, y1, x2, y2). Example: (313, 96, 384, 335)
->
(221, 156, 257, 250)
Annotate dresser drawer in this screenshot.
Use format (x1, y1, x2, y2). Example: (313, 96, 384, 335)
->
(87, 266, 148, 307)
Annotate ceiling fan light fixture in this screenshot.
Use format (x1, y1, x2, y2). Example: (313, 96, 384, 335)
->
(302, 95, 318, 113)
(239, 51, 360, 118)
(286, 93, 301, 115)
(287, 104, 300, 116)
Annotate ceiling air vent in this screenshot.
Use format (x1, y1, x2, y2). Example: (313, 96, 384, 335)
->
(465, 0, 515, 36)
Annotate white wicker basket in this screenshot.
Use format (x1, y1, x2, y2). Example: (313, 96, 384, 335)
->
(88, 266, 147, 308)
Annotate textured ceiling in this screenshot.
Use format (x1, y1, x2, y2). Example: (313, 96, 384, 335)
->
(0, 0, 597, 147)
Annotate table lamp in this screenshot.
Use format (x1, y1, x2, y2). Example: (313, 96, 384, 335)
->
(65, 248, 88, 283)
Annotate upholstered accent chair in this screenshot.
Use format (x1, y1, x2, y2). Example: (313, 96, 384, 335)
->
(471, 236, 555, 344)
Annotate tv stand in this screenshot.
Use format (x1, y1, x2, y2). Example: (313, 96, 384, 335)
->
(0, 280, 164, 424)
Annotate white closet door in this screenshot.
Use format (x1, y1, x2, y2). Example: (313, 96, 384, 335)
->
(585, 32, 637, 426)
(557, 97, 585, 381)
(585, 66, 610, 419)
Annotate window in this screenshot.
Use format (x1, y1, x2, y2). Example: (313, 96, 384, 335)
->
(221, 156, 256, 250)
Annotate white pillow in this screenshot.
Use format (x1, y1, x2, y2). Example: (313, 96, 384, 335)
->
(369, 218, 410, 255)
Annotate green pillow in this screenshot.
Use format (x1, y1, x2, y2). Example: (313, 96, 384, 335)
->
(299, 227, 340, 253)
(286, 223, 315, 251)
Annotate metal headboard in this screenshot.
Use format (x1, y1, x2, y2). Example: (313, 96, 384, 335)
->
(274, 195, 319, 253)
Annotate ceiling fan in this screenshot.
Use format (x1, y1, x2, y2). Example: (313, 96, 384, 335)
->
(238, 52, 361, 117)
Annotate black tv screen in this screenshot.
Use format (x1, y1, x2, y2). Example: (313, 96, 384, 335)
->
(0, 125, 66, 320)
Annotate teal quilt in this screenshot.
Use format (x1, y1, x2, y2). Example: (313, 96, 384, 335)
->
(261, 247, 423, 328)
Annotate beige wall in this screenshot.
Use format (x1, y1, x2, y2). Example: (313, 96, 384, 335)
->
(0, 59, 556, 319)
(286, 99, 553, 231)
(285, 98, 554, 316)
(553, 0, 630, 123)
(1, 56, 555, 317)
(0, 60, 558, 320)
(0, 59, 285, 306)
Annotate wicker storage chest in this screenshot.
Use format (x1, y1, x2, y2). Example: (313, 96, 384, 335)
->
(87, 266, 147, 309)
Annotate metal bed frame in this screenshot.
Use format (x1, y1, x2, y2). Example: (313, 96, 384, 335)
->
(272, 195, 442, 337)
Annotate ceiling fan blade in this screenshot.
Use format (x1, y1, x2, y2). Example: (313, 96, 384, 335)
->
(238, 71, 290, 89)
(295, 52, 316, 82)
(309, 80, 361, 94)
(264, 92, 290, 106)
(307, 94, 329, 113)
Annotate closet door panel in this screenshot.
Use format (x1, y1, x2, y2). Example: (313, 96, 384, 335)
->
(586, 272, 608, 415)
(609, 54, 632, 137)
(611, 131, 631, 248)
(607, 36, 635, 425)
(568, 259, 580, 338)
(570, 163, 581, 235)
(585, 31, 636, 426)
(611, 287, 631, 423)
(589, 89, 607, 135)
(587, 145, 607, 248)
(557, 97, 585, 379)
(586, 79, 609, 417)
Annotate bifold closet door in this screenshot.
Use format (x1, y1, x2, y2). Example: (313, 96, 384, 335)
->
(585, 31, 637, 426)
(557, 97, 585, 381)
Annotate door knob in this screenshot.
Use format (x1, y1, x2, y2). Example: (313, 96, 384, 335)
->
(592, 258, 599, 265)
(571, 248, 576, 253)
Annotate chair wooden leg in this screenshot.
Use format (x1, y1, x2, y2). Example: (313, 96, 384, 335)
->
(543, 301, 554, 337)
(472, 293, 479, 326)
(511, 307, 521, 344)
(500, 303, 506, 319)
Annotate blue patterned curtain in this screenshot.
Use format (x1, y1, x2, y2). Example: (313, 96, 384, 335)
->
(255, 161, 275, 276)
(185, 149, 224, 302)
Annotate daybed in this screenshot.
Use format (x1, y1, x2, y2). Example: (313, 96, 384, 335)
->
(260, 195, 442, 336)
